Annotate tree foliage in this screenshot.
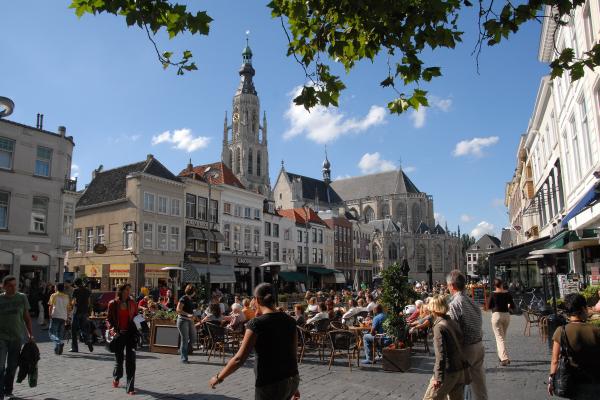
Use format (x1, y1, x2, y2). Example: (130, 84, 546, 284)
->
(69, 0, 599, 113)
(380, 262, 417, 340)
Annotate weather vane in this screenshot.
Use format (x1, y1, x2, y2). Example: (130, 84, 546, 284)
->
(245, 30, 250, 45)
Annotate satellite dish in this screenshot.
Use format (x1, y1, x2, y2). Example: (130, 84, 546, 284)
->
(0, 97, 15, 118)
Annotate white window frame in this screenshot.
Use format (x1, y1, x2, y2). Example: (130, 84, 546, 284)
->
(578, 95, 595, 167)
(86, 227, 94, 252)
(143, 222, 154, 249)
(197, 196, 208, 220)
(75, 229, 82, 252)
(170, 198, 181, 216)
(34, 146, 52, 177)
(233, 225, 240, 250)
(0, 137, 15, 170)
(96, 225, 105, 245)
(254, 208, 261, 220)
(253, 228, 260, 252)
(223, 224, 231, 250)
(30, 196, 48, 233)
(224, 202, 232, 215)
(143, 192, 155, 212)
(169, 226, 180, 251)
(157, 196, 168, 214)
(0, 190, 9, 230)
(244, 226, 251, 251)
(157, 224, 168, 250)
(244, 207, 251, 219)
(123, 222, 134, 250)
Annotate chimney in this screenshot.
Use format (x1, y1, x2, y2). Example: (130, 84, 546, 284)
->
(36, 114, 40, 129)
(39, 114, 44, 130)
(58, 126, 66, 137)
(92, 164, 103, 180)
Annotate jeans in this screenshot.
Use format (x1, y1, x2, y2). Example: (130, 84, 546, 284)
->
(255, 374, 300, 400)
(49, 318, 66, 350)
(363, 334, 392, 361)
(177, 318, 195, 361)
(113, 331, 136, 393)
(71, 312, 92, 351)
(0, 339, 21, 397)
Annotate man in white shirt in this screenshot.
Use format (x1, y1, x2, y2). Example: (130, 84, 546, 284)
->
(48, 283, 70, 355)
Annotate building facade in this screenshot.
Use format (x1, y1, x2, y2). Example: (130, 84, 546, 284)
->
(68, 155, 184, 293)
(0, 117, 77, 289)
(465, 234, 501, 277)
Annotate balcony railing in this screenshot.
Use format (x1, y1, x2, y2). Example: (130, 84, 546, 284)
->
(64, 178, 77, 192)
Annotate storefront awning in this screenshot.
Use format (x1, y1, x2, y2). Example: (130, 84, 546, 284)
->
(186, 227, 225, 242)
(182, 263, 236, 284)
(307, 267, 335, 275)
(562, 183, 600, 228)
(183, 263, 206, 283)
(334, 271, 346, 284)
(488, 236, 550, 266)
(546, 229, 599, 250)
(279, 271, 307, 282)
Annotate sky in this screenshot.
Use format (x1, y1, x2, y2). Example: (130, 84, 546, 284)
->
(0, 1, 550, 239)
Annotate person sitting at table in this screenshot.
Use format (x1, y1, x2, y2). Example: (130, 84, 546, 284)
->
(365, 294, 377, 314)
(305, 302, 328, 326)
(197, 303, 223, 327)
(406, 300, 424, 323)
(242, 298, 255, 321)
(342, 299, 366, 325)
(293, 304, 305, 326)
(408, 306, 433, 342)
(137, 295, 150, 311)
(223, 303, 246, 331)
(361, 304, 392, 365)
(306, 297, 319, 314)
(333, 295, 343, 309)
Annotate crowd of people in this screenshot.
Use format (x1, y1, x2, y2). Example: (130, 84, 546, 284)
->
(1, 270, 600, 400)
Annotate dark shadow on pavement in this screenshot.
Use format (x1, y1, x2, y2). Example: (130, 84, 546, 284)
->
(136, 388, 242, 399)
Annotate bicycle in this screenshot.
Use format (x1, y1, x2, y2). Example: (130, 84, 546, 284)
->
(516, 288, 545, 313)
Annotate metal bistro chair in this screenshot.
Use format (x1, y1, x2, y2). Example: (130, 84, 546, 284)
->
(297, 325, 308, 364)
(196, 324, 211, 354)
(310, 318, 331, 361)
(327, 330, 359, 371)
(523, 310, 541, 337)
(206, 322, 228, 363)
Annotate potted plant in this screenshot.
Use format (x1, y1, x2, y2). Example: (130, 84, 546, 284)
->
(150, 310, 178, 325)
(380, 262, 417, 372)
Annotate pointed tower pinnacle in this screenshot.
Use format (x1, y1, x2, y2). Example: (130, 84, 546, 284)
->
(261, 111, 268, 144)
(223, 111, 229, 143)
(322, 146, 331, 186)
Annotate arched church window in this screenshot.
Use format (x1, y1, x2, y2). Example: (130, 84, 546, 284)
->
(381, 202, 390, 218)
(228, 150, 233, 169)
(411, 203, 421, 233)
(235, 147, 241, 174)
(433, 244, 443, 272)
(248, 150, 253, 175)
(257, 151, 262, 177)
(396, 202, 408, 230)
(388, 243, 398, 260)
(416, 244, 426, 272)
(364, 206, 375, 223)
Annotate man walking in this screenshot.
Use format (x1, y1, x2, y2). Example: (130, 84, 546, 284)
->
(446, 269, 488, 400)
(48, 283, 69, 355)
(0, 275, 34, 400)
(70, 278, 93, 353)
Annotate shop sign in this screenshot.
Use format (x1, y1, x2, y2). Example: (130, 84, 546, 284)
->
(20, 252, 50, 267)
(236, 258, 251, 266)
(109, 264, 130, 278)
(84, 264, 102, 278)
(144, 264, 172, 278)
(186, 219, 210, 229)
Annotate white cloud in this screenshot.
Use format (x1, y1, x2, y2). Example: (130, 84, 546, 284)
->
(358, 152, 397, 174)
(409, 107, 427, 129)
(470, 221, 496, 239)
(460, 214, 473, 223)
(283, 87, 386, 144)
(431, 96, 453, 112)
(403, 165, 416, 173)
(453, 136, 499, 157)
(151, 128, 210, 152)
(335, 174, 352, 180)
(408, 96, 452, 129)
(434, 212, 446, 226)
(71, 164, 79, 180)
(109, 134, 141, 144)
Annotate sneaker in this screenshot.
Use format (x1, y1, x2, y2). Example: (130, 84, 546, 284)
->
(69, 348, 78, 353)
(112, 380, 119, 388)
(59, 343, 64, 355)
(87, 342, 94, 352)
(127, 391, 136, 396)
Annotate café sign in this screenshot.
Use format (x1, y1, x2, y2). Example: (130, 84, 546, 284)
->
(185, 219, 219, 230)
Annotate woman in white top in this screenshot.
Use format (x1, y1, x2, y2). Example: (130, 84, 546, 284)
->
(306, 297, 319, 313)
(306, 302, 329, 325)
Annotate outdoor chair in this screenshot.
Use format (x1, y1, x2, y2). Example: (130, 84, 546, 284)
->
(327, 330, 359, 371)
(539, 315, 548, 342)
(196, 323, 211, 354)
(297, 325, 308, 363)
(409, 327, 430, 354)
(523, 310, 540, 336)
(206, 322, 229, 363)
(310, 318, 331, 361)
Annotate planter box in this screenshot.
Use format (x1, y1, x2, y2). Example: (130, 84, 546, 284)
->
(382, 348, 411, 372)
(150, 319, 180, 355)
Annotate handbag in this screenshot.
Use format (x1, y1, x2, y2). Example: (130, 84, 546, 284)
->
(105, 328, 119, 353)
(553, 326, 575, 398)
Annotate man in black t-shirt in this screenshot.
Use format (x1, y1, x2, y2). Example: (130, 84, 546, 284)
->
(70, 279, 93, 353)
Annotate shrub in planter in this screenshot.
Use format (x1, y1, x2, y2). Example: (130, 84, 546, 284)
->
(581, 285, 600, 306)
(380, 262, 417, 341)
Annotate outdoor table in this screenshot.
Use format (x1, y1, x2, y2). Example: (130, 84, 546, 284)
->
(348, 325, 372, 355)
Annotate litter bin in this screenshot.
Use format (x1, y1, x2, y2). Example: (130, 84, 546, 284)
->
(545, 313, 566, 350)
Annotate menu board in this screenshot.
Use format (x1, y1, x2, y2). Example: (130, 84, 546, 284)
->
(557, 274, 580, 298)
(472, 286, 486, 305)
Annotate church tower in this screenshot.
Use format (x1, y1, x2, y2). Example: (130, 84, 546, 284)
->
(221, 38, 271, 197)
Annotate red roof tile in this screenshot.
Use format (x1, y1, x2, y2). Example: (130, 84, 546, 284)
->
(179, 162, 245, 189)
(278, 207, 327, 226)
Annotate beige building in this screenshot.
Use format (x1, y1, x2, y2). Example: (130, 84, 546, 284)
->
(0, 115, 77, 288)
(68, 155, 184, 293)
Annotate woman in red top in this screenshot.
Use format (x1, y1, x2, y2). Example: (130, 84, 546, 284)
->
(107, 283, 138, 395)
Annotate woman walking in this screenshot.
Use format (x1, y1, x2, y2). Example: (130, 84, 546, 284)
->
(107, 283, 138, 395)
(176, 284, 196, 364)
(423, 295, 466, 400)
(208, 283, 300, 400)
(548, 293, 600, 399)
(486, 278, 515, 366)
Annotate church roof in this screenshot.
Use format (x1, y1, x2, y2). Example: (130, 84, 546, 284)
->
(415, 221, 431, 234)
(179, 162, 245, 189)
(285, 172, 343, 205)
(330, 169, 420, 201)
(78, 155, 180, 208)
(432, 224, 446, 235)
(369, 218, 401, 233)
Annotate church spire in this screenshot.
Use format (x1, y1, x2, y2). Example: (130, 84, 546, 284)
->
(237, 34, 256, 95)
(322, 146, 331, 186)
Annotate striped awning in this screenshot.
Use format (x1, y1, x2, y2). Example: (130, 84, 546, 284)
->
(186, 227, 225, 243)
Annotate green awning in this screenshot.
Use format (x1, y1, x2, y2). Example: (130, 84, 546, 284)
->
(279, 271, 307, 282)
(546, 230, 570, 249)
(546, 229, 598, 249)
(308, 267, 335, 275)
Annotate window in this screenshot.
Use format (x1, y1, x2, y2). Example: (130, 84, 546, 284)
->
(234, 205, 242, 217)
(254, 208, 261, 220)
(569, 116, 582, 182)
(304, 247, 308, 264)
(0, 137, 15, 170)
(244, 207, 251, 219)
(244, 227, 251, 251)
(248, 150, 253, 175)
(562, 130, 572, 187)
(169, 198, 180, 216)
(257, 151, 262, 177)
(96, 226, 105, 245)
(318, 229, 323, 243)
(74, 229, 82, 252)
(233, 225, 240, 250)
(144, 192, 155, 212)
(123, 222, 134, 249)
(63, 202, 75, 237)
(273, 223, 279, 238)
(273, 242, 279, 261)
(583, 4, 594, 50)
(569, 18, 580, 57)
(198, 196, 208, 220)
(185, 194, 196, 218)
(0, 191, 9, 229)
(169, 226, 180, 251)
(253, 228, 260, 252)
(209, 200, 218, 223)
(264, 241, 271, 260)
(34, 146, 52, 177)
(297, 230, 303, 242)
(318, 248, 323, 264)
(264, 222, 271, 236)
(579, 96, 595, 167)
(143, 223, 154, 249)
(297, 246, 303, 263)
(312, 228, 317, 243)
(157, 196, 168, 214)
(30, 196, 48, 233)
(224, 224, 231, 250)
(284, 229, 290, 240)
(282, 248, 287, 263)
(224, 202, 232, 215)
(86, 228, 94, 252)
(157, 224, 168, 250)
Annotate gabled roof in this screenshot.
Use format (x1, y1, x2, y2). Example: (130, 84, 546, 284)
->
(369, 218, 401, 233)
(432, 224, 446, 235)
(415, 221, 430, 234)
(330, 169, 420, 201)
(179, 162, 245, 189)
(285, 172, 343, 204)
(278, 207, 327, 226)
(77, 156, 179, 208)
(471, 234, 501, 250)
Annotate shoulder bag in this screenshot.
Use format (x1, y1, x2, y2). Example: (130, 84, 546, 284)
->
(553, 326, 575, 398)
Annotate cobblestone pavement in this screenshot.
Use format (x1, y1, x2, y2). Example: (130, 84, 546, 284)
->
(11, 312, 551, 400)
